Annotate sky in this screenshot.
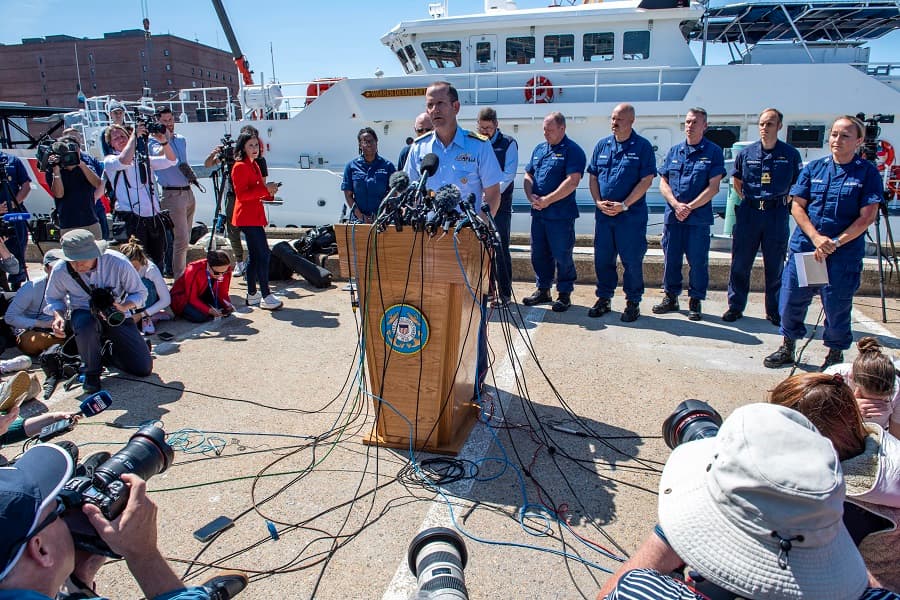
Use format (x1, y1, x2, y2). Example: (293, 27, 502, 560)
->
(2, 0, 898, 84)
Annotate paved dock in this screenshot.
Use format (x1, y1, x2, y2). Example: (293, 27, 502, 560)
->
(8, 255, 900, 599)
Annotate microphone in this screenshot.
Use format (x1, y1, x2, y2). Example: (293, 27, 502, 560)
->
(431, 184, 462, 235)
(2, 212, 32, 222)
(417, 153, 439, 197)
(385, 171, 410, 199)
(77, 390, 113, 418)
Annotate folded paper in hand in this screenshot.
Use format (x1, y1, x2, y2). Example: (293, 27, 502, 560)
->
(795, 251, 829, 287)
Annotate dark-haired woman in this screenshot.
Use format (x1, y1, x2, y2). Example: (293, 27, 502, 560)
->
(341, 127, 395, 223)
(170, 250, 235, 323)
(231, 133, 283, 310)
(824, 337, 900, 438)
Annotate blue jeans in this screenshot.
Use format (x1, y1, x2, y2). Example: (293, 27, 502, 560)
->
(240, 226, 271, 296)
(181, 303, 212, 323)
(141, 277, 159, 310)
(71, 309, 152, 378)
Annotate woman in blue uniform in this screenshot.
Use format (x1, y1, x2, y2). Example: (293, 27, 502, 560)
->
(341, 127, 396, 223)
(764, 115, 883, 371)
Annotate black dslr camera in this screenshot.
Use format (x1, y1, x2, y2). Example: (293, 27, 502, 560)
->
(36, 140, 81, 172)
(133, 106, 167, 136)
(218, 133, 235, 168)
(89, 287, 127, 327)
(62, 425, 174, 557)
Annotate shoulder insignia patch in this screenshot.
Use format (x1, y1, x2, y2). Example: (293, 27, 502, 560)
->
(467, 130, 489, 142)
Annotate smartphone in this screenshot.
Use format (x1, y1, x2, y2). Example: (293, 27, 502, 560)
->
(37, 418, 74, 442)
(193, 515, 234, 542)
(158, 332, 175, 341)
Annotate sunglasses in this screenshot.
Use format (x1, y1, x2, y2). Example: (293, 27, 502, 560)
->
(208, 267, 230, 276)
(415, 128, 432, 134)
(4, 497, 68, 567)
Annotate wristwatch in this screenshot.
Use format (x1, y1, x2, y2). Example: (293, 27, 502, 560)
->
(832, 237, 842, 248)
(620, 202, 629, 212)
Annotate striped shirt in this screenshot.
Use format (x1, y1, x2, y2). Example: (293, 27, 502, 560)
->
(604, 569, 900, 600)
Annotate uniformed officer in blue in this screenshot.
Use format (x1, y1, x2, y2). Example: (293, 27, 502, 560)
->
(341, 127, 396, 223)
(477, 107, 518, 308)
(404, 82, 502, 215)
(587, 103, 657, 322)
(723, 108, 802, 325)
(764, 115, 883, 371)
(522, 112, 587, 313)
(654, 108, 726, 321)
(404, 81, 502, 400)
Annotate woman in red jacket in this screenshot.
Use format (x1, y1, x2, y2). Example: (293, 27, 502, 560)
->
(231, 132, 283, 310)
(170, 250, 235, 322)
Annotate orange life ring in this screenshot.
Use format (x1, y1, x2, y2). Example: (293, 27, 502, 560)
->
(525, 76, 554, 104)
(876, 140, 895, 172)
(305, 77, 344, 106)
(887, 164, 900, 201)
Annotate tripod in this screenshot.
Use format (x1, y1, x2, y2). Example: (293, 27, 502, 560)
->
(207, 160, 232, 253)
(871, 171, 900, 323)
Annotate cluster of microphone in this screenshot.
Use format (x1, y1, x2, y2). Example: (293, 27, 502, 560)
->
(372, 153, 500, 250)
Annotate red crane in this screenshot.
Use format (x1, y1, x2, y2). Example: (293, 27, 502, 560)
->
(210, 0, 254, 86)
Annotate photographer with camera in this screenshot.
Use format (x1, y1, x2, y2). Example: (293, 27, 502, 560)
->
(44, 230, 151, 395)
(0, 150, 32, 291)
(46, 138, 104, 239)
(597, 403, 899, 600)
(0, 444, 215, 599)
(103, 123, 176, 269)
(149, 107, 196, 280)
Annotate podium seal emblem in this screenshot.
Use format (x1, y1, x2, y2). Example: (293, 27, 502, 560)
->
(381, 304, 429, 355)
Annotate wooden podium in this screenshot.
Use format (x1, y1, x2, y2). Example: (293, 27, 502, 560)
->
(335, 224, 488, 455)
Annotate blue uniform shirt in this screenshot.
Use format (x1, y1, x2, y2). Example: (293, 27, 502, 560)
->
(341, 154, 396, 216)
(149, 135, 190, 187)
(405, 126, 502, 213)
(587, 132, 657, 216)
(732, 140, 801, 206)
(0, 151, 31, 206)
(525, 134, 587, 220)
(660, 139, 726, 226)
(789, 155, 883, 260)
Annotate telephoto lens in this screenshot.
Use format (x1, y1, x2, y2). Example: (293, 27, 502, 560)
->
(661, 399, 723, 449)
(93, 425, 174, 489)
(407, 527, 468, 600)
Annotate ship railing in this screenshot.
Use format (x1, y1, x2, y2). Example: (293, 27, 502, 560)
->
(78, 87, 235, 128)
(851, 62, 900, 78)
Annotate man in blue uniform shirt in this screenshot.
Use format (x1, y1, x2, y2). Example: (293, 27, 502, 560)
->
(522, 112, 587, 313)
(587, 104, 657, 322)
(0, 150, 32, 290)
(764, 115, 882, 371)
(724, 108, 802, 325)
(405, 81, 502, 398)
(477, 107, 518, 307)
(654, 108, 725, 321)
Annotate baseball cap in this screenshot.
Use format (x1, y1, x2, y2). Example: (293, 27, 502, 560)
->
(0, 444, 74, 580)
(106, 100, 125, 114)
(42, 249, 64, 267)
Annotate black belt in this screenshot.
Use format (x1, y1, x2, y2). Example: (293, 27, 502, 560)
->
(747, 195, 788, 210)
(162, 186, 190, 191)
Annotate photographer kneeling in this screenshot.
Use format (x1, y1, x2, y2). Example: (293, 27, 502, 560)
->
(598, 403, 899, 600)
(44, 230, 150, 395)
(0, 444, 210, 599)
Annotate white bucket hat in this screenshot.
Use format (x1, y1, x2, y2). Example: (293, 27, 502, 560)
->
(658, 403, 867, 600)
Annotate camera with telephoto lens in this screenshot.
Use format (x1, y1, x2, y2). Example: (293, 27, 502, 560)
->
(218, 133, 235, 168)
(61, 425, 174, 556)
(89, 286, 126, 327)
(134, 109, 167, 136)
(36, 140, 81, 172)
(408, 527, 469, 599)
(661, 399, 723, 450)
(856, 112, 895, 165)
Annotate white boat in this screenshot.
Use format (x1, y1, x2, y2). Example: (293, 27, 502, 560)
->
(21, 0, 900, 234)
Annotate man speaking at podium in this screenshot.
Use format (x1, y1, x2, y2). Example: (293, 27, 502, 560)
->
(405, 81, 503, 398)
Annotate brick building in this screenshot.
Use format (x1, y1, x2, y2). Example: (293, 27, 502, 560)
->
(0, 30, 239, 108)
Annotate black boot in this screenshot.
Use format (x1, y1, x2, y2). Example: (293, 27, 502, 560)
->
(621, 300, 640, 323)
(552, 292, 572, 313)
(588, 298, 611, 318)
(652, 294, 679, 314)
(687, 298, 702, 321)
(764, 337, 796, 368)
(821, 348, 844, 372)
(522, 288, 552, 306)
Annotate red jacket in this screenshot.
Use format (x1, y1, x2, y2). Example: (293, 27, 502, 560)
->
(170, 259, 233, 316)
(231, 158, 270, 227)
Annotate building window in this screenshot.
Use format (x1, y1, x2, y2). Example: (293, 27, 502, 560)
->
(88, 52, 94, 63)
(207, 71, 211, 77)
(140, 50, 145, 58)
(144, 80, 150, 86)
(421, 41, 462, 69)
(623, 31, 650, 60)
(229, 75, 233, 82)
(167, 79, 173, 85)
(163, 49, 170, 56)
(165, 64, 172, 71)
(543, 34, 574, 63)
(90, 67, 95, 75)
(142, 65, 148, 72)
(506, 36, 535, 65)
(92, 83, 97, 89)
(191, 67, 195, 75)
(192, 81, 197, 87)
(38, 56, 43, 64)
(583, 32, 614, 62)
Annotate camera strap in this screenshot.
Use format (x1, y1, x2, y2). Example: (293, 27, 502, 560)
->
(66, 262, 95, 296)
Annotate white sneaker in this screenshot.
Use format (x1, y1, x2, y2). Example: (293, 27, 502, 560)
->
(246, 292, 262, 306)
(233, 261, 246, 277)
(0, 355, 31, 374)
(141, 317, 156, 335)
(259, 294, 283, 310)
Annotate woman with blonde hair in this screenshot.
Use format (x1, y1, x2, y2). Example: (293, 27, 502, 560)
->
(119, 235, 171, 335)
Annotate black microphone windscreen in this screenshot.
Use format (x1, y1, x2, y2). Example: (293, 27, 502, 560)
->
(434, 184, 462, 211)
(79, 391, 113, 417)
(388, 170, 410, 192)
(419, 153, 439, 177)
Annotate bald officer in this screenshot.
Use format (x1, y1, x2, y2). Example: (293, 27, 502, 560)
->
(723, 108, 802, 325)
(654, 108, 725, 321)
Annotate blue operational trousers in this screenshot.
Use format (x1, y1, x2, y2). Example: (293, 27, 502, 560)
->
(71, 309, 152, 378)
(593, 209, 648, 302)
(493, 206, 513, 300)
(661, 222, 711, 299)
(727, 203, 789, 316)
(530, 214, 576, 293)
(778, 255, 862, 350)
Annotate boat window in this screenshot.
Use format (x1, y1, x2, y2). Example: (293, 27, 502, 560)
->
(705, 126, 740, 151)
(506, 36, 535, 65)
(543, 34, 574, 64)
(422, 41, 462, 69)
(623, 31, 650, 60)
(786, 125, 826, 148)
(396, 48, 412, 74)
(405, 45, 423, 71)
(583, 32, 614, 62)
(476, 41, 491, 66)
